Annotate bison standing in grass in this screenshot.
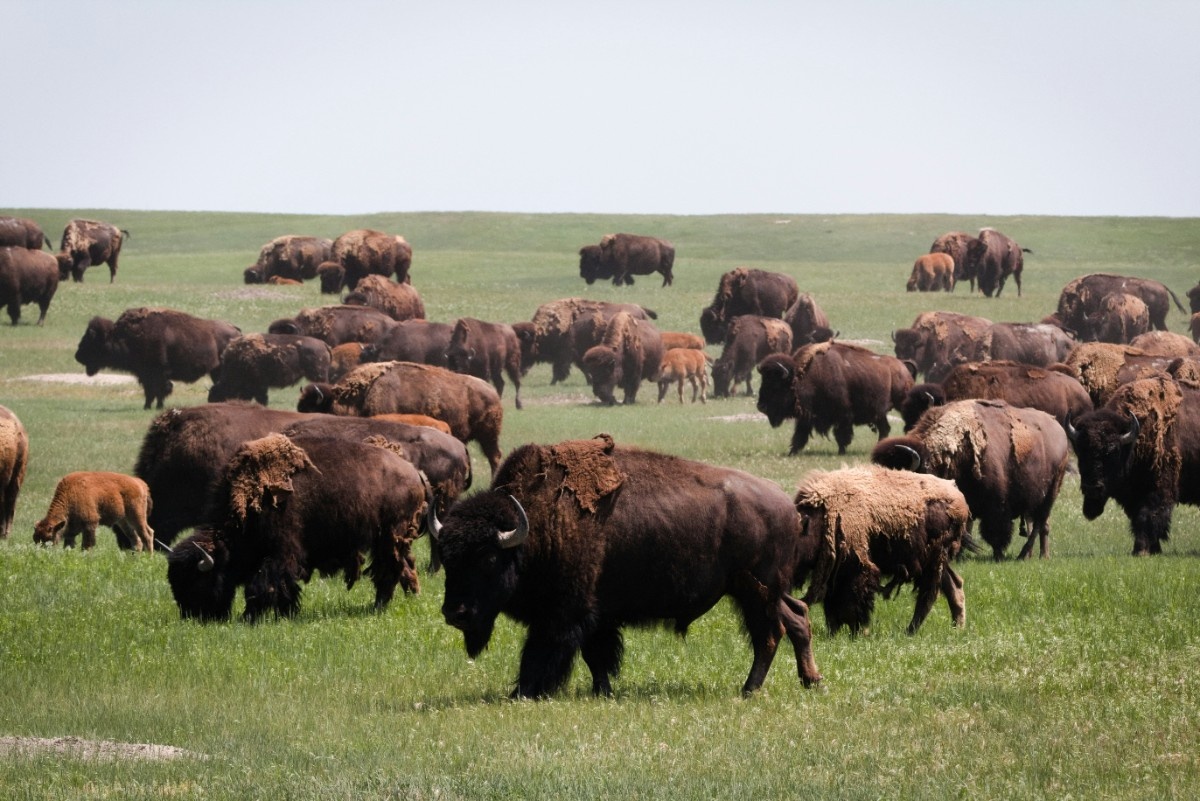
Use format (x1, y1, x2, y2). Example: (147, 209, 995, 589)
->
(0, 405, 29, 539)
(207, 333, 332, 405)
(579, 233, 675, 287)
(430, 434, 822, 698)
(0, 216, 51, 250)
(699, 267, 799, 345)
(580, 311, 664, 406)
(33, 472, 156, 552)
(57, 218, 127, 283)
(166, 433, 428, 621)
(794, 465, 968, 634)
(0, 246, 59, 325)
(446, 317, 524, 409)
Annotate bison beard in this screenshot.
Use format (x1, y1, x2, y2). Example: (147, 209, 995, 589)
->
(431, 437, 821, 698)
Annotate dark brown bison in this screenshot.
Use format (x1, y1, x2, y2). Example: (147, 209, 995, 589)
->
(906, 252, 955, 292)
(965, 228, 1027, 298)
(874, 400, 1070, 560)
(343, 275, 425, 321)
(892, 311, 993, 380)
(74, 308, 241, 409)
(782, 293, 833, 346)
(297, 361, 504, 473)
(0, 216, 51, 250)
(1057, 273, 1185, 340)
(579, 233, 675, 287)
(520, 298, 657, 384)
(207, 333, 332, 405)
(267, 304, 397, 347)
(985, 322, 1075, 365)
(0, 246, 59, 325)
(711, 315, 793, 398)
(1067, 373, 1200, 555)
(699, 267, 799, 344)
(580, 311, 664, 405)
(57, 218, 127, 283)
(0, 405, 29, 539)
(316, 261, 344, 294)
(166, 434, 428, 621)
(1087, 292, 1151, 344)
(900, 360, 1093, 431)
(793, 465, 967, 634)
(359, 320, 453, 368)
(446, 317, 524, 409)
(757, 342, 913, 455)
(429, 434, 822, 697)
(1064, 341, 1199, 407)
(929, 231, 978, 291)
(331, 229, 412, 289)
(252, 235, 333, 282)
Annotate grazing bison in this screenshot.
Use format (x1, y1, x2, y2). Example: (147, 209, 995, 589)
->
(711, 315, 793, 398)
(699, 267, 799, 344)
(297, 361, 504, 473)
(579, 233, 675, 287)
(267, 304, 396, 347)
(1067, 373, 1200, 555)
(446, 317, 524, 409)
(0, 405, 29, 539)
(0, 216, 50, 250)
(57, 218, 127, 283)
(874, 400, 1070, 560)
(930, 231, 978, 291)
(331, 228, 412, 289)
(343, 275, 425, 321)
(252, 235, 333, 282)
(657, 347, 710, 403)
(757, 342, 913, 455)
(0, 246, 59, 325)
(1057, 273, 1185, 340)
(521, 298, 657, 384)
(166, 434, 428, 621)
(430, 434, 822, 697)
(207, 333, 332, 405)
(900, 360, 1093, 431)
(794, 465, 968, 634)
(892, 311, 993, 380)
(906, 252, 955, 292)
(74, 308, 241, 409)
(966, 227, 1027, 298)
(782, 292, 832, 346)
(580, 312, 664, 405)
(359, 320, 453, 368)
(985, 322, 1075, 365)
(33, 472, 155, 552)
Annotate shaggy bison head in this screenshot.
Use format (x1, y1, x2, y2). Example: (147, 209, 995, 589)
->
(755, 354, 797, 426)
(73, 317, 115, 376)
(578, 245, 607, 285)
(429, 492, 528, 658)
(582, 346, 621, 405)
(167, 529, 237, 621)
(296, 383, 335, 413)
(1066, 409, 1140, 520)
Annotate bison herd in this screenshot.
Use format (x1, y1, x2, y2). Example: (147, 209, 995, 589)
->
(6, 213, 1200, 699)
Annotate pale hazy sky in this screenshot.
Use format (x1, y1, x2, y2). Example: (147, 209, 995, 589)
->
(4, 1, 1198, 217)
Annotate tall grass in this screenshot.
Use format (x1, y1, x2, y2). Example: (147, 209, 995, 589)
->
(1, 208, 1198, 799)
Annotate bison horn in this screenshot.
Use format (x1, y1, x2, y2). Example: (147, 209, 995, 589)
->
(496, 495, 529, 549)
(426, 496, 443, 541)
(153, 538, 174, 554)
(895, 444, 922, 471)
(312, 384, 324, 405)
(194, 542, 215, 573)
(1120, 413, 1141, 445)
(1066, 419, 1079, 442)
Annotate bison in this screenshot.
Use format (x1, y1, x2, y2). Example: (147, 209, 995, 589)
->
(446, 317, 524, 409)
(33, 472, 156, 552)
(794, 465, 968, 634)
(1087, 292, 1151, 344)
(1067, 373, 1200, 555)
(656, 347, 711, 403)
(0, 405, 29, 539)
(965, 227, 1027, 298)
(1057, 273, 1185, 340)
(1064, 342, 1194, 407)
(579, 233, 675, 287)
(711, 315, 793, 398)
(0, 216, 51, 250)
(267, 304, 397, 347)
(873, 400, 1070, 560)
(166, 433, 428, 621)
(984, 322, 1075, 366)
(906, 252, 955, 292)
(929, 231, 978, 291)
(0, 246, 59, 325)
(297, 361, 504, 474)
(207, 333, 333, 405)
(331, 228, 412, 289)
(74, 308, 241, 409)
(359, 319, 453, 368)
(782, 292, 833, 346)
(699, 267, 799, 344)
(57, 218, 127, 283)
(429, 434, 822, 697)
(520, 298, 656, 384)
(251, 235, 332, 282)
(581, 311, 664, 406)
(892, 311, 993, 381)
(757, 342, 913, 455)
(342, 274, 425, 321)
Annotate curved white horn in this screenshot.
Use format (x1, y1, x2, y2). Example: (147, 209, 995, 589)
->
(496, 495, 529, 549)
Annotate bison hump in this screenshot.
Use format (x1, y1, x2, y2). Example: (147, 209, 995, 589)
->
(548, 434, 624, 513)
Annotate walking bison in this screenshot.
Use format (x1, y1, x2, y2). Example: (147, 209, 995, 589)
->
(579, 233, 675, 287)
(0, 246, 58, 325)
(699, 267, 799, 344)
(57, 218, 127, 283)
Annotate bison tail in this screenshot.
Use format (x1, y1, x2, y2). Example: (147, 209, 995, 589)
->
(640, 306, 658, 320)
(958, 531, 984, 557)
(1167, 287, 1187, 313)
(1021, 247, 1032, 254)
(121, 229, 131, 239)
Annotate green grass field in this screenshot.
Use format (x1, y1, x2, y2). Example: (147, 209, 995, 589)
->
(1, 208, 1198, 799)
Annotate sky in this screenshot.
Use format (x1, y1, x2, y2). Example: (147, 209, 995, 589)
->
(4, 1, 1199, 218)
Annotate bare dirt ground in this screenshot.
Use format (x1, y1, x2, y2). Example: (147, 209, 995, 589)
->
(14, 373, 135, 385)
(0, 735, 204, 761)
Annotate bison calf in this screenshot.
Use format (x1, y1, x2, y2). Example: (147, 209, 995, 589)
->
(33, 472, 155, 552)
(656, 347, 710, 403)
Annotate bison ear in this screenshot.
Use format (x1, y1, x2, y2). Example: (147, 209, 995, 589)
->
(592, 433, 616, 453)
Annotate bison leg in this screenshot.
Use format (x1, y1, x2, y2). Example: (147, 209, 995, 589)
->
(779, 595, 822, 687)
(514, 624, 581, 699)
(941, 566, 966, 628)
(833, 420, 855, 455)
(5, 302, 19, 325)
(81, 523, 99, 551)
(907, 557, 951, 634)
(243, 561, 303, 621)
(580, 626, 624, 697)
(788, 420, 813, 455)
(1130, 502, 1173, 556)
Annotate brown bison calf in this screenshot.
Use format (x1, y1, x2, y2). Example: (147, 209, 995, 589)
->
(906, 252, 955, 292)
(656, 347, 711, 403)
(33, 472, 155, 552)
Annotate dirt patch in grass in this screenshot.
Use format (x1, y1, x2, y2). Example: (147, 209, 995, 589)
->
(0, 735, 205, 761)
(14, 373, 135, 385)
(706, 413, 766, 423)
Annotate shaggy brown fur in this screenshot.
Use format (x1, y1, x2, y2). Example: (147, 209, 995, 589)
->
(224, 434, 316, 524)
(0, 246, 59, 325)
(0, 406, 29, 539)
(929, 231, 978, 290)
(254, 235, 332, 282)
(1107, 373, 1183, 476)
(657, 347, 710, 403)
(58, 218, 126, 283)
(892, 311, 993, 380)
(33, 472, 154, 551)
(526, 298, 656, 384)
(933, 360, 1093, 429)
(329, 342, 366, 380)
(660, 331, 705, 351)
(371, 413, 453, 435)
(208, 333, 332, 405)
(268, 305, 396, 347)
(547, 434, 625, 513)
(332, 229, 412, 287)
(711, 315, 793, 397)
(1091, 292, 1151, 344)
(1128, 330, 1200, 358)
(446, 317, 523, 409)
(783, 293, 832, 346)
(343, 275, 425, 321)
(699, 268, 799, 344)
(581, 312, 664, 405)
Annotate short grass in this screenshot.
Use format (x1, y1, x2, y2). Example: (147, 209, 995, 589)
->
(1, 208, 1199, 799)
